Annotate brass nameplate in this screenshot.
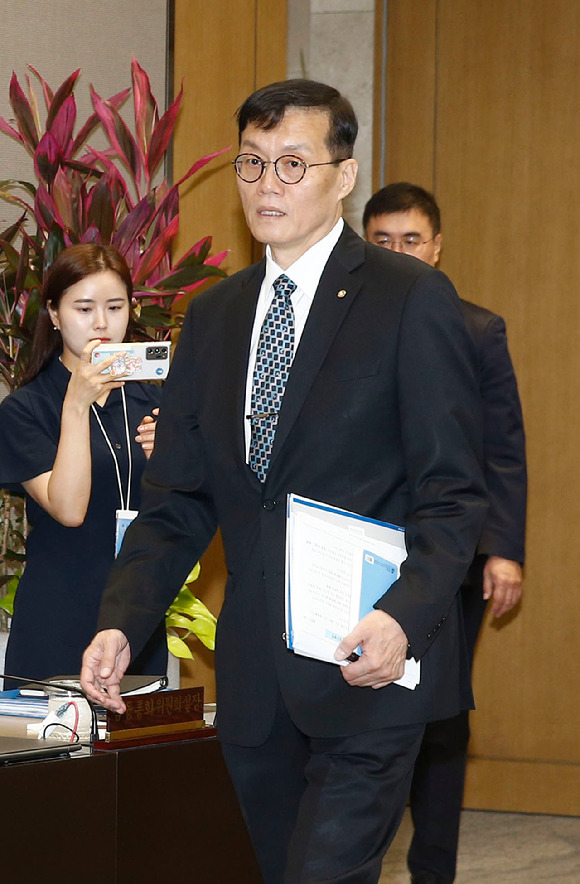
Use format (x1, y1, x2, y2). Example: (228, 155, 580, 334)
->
(105, 718, 205, 742)
(106, 686, 205, 740)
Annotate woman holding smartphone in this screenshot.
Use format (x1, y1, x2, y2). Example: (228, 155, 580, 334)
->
(0, 244, 167, 684)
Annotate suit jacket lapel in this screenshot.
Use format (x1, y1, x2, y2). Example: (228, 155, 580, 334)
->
(222, 260, 265, 480)
(267, 225, 365, 476)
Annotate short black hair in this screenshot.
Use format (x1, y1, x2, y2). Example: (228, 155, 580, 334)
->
(362, 182, 441, 236)
(236, 79, 358, 159)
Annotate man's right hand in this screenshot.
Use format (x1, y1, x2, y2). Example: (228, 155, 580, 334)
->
(80, 628, 131, 714)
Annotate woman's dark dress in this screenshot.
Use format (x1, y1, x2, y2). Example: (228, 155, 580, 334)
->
(0, 353, 167, 682)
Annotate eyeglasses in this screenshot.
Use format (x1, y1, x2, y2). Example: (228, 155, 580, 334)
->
(374, 235, 435, 252)
(232, 153, 348, 185)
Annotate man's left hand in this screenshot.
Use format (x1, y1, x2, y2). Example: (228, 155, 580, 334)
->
(483, 556, 523, 618)
(334, 610, 409, 690)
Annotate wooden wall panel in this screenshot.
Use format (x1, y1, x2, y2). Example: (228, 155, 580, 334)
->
(173, 0, 287, 699)
(173, 2, 254, 275)
(380, 0, 437, 191)
(173, 0, 287, 275)
(380, 0, 580, 813)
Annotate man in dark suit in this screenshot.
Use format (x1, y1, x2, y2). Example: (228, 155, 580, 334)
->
(364, 182, 527, 884)
(81, 82, 488, 884)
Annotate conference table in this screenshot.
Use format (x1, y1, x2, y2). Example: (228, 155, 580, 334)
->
(0, 713, 261, 883)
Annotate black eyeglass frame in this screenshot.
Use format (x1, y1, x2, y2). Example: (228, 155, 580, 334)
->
(375, 235, 436, 250)
(232, 153, 349, 185)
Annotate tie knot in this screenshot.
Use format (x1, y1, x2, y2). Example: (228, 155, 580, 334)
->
(273, 274, 297, 301)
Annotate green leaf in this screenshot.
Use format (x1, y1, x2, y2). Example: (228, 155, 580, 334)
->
(0, 238, 21, 271)
(165, 613, 195, 631)
(0, 576, 19, 616)
(0, 212, 28, 247)
(190, 619, 216, 650)
(185, 562, 201, 583)
(156, 262, 227, 292)
(0, 179, 37, 199)
(167, 633, 194, 660)
(175, 236, 212, 265)
(44, 226, 66, 273)
(0, 550, 26, 563)
(133, 304, 175, 330)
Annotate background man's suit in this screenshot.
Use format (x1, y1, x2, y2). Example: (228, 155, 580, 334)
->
(408, 299, 527, 883)
(97, 224, 488, 873)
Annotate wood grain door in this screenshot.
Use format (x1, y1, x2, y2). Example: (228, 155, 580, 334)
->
(378, 0, 580, 814)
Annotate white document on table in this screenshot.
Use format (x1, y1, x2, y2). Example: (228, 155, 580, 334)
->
(285, 494, 420, 690)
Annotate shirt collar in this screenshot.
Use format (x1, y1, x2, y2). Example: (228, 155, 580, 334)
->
(264, 218, 344, 298)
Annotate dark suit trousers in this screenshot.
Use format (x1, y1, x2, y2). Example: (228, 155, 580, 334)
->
(221, 692, 425, 884)
(407, 558, 488, 883)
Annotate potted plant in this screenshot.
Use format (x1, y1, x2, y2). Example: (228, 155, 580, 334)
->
(0, 59, 226, 673)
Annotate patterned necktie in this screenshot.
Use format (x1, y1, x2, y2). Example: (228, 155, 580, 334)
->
(249, 274, 297, 482)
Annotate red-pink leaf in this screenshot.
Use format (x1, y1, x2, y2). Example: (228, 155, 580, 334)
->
(175, 145, 231, 188)
(63, 230, 78, 248)
(9, 72, 38, 151)
(165, 249, 229, 300)
(109, 87, 132, 110)
(0, 117, 24, 144)
(204, 249, 228, 267)
(45, 69, 80, 131)
(34, 184, 60, 230)
(91, 86, 141, 190)
(133, 215, 179, 285)
(79, 145, 117, 172)
(153, 184, 179, 227)
(87, 174, 116, 243)
(52, 167, 76, 232)
(105, 165, 129, 211)
(28, 65, 54, 110)
(34, 131, 64, 184)
(154, 179, 169, 206)
(175, 235, 211, 264)
(14, 234, 29, 293)
(24, 73, 42, 136)
(132, 58, 158, 168)
(111, 194, 154, 255)
(49, 95, 76, 153)
(71, 87, 131, 155)
(78, 146, 133, 209)
(146, 88, 182, 183)
(81, 225, 103, 244)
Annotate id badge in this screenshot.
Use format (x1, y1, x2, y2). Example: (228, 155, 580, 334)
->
(115, 508, 138, 557)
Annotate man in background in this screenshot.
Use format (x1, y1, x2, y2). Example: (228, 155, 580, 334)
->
(81, 85, 488, 884)
(364, 182, 527, 884)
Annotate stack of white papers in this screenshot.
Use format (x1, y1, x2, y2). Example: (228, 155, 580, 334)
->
(0, 690, 49, 718)
(285, 494, 420, 690)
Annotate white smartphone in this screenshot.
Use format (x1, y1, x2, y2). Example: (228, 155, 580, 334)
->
(91, 341, 171, 380)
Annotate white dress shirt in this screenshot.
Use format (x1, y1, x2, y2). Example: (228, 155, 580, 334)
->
(244, 218, 345, 458)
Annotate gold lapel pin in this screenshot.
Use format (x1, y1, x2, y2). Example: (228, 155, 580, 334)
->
(337, 290, 347, 299)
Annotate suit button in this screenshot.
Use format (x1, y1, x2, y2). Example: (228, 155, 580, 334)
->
(263, 499, 277, 511)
